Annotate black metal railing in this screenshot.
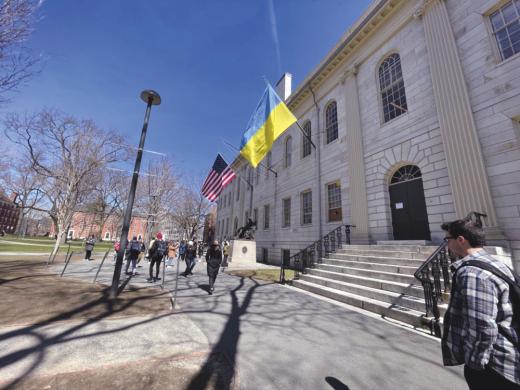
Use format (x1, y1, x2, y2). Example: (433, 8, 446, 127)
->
(280, 224, 355, 284)
(413, 211, 487, 337)
(413, 242, 450, 337)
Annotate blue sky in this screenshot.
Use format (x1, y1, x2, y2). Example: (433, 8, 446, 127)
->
(5, 0, 371, 182)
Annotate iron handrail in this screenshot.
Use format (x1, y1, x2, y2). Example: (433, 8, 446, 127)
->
(279, 224, 355, 284)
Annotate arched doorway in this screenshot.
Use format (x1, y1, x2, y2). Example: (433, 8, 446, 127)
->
(389, 165, 431, 240)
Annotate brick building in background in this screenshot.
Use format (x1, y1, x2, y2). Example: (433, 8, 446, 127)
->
(50, 211, 147, 241)
(0, 192, 20, 234)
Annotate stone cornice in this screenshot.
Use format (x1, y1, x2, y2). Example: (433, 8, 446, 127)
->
(287, 0, 405, 111)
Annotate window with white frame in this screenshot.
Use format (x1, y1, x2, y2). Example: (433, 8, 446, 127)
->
(245, 211, 249, 224)
(104, 231, 110, 240)
(327, 181, 342, 222)
(284, 136, 292, 168)
(379, 53, 408, 123)
(325, 101, 338, 144)
(490, 1, 520, 60)
(282, 197, 291, 228)
(264, 204, 270, 229)
(255, 166, 260, 184)
(253, 208, 258, 224)
(226, 217, 229, 236)
(234, 217, 238, 235)
(301, 190, 312, 225)
(236, 180, 240, 201)
(302, 120, 312, 158)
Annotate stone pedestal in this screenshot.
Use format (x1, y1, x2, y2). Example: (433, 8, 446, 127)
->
(229, 240, 257, 266)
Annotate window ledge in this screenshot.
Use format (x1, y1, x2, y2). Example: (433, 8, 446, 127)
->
(492, 51, 520, 70)
(379, 111, 409, 129)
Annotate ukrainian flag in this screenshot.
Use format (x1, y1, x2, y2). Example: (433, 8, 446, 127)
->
(240, 84, 297, 168)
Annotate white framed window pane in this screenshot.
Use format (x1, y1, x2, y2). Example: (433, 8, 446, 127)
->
(282, 198, 291, 227)
(301, 191, 312, 225)
(325, 102, 338, 144)
(379, 53, 407, 122)
(302, 121, 311, 157)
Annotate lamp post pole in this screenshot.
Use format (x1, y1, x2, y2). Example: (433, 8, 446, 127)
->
(110, 90, 161, 299)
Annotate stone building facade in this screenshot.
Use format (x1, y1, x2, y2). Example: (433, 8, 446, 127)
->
(215, 0, 520, 267)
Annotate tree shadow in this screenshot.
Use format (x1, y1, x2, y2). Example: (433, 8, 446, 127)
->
(0, 285, 175, 389)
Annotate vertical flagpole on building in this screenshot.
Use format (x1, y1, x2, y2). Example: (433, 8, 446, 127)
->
(110, 90, 161, 299)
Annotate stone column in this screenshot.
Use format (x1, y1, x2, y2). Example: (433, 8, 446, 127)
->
(418, 0, 505, 240)
(341, 66, 370, 243)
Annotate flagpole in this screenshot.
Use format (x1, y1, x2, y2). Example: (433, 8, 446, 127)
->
(222, 139, 278, 177)
(295, 121, 316, 149)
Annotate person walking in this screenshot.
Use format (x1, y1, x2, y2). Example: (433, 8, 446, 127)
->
(222, 240, 230, 271)
(147, 232, 167, 283)
(84, 235, 96, 261)
(113, 238, 121, 263)
(182, 240, 197, 276)
(441, 217, 520, 389)
(125, 236, 141, 276)
(166, 240, 178, 268)
(178, 240, 186, 262)
(206, 240, 222, 294)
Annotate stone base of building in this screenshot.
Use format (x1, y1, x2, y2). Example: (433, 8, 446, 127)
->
(229, 240, 257, 266)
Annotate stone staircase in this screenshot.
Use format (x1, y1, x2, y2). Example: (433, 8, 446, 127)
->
(292, 243, 449, 330)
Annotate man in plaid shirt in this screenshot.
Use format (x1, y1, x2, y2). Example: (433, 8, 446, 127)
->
(441, 218, 520, 389)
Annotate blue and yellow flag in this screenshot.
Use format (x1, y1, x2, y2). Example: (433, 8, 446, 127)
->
(240, 84, 297, 168)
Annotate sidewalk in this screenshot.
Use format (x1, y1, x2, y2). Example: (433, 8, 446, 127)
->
(49, 256, 466, 389)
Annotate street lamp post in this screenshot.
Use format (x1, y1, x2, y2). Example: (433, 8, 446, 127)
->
(110, 90, 161, 299)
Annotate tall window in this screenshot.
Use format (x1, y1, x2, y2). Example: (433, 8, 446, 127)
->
(302, 121, 312, 158)
(234, 217, 238, 235)
(255, 166, 260, 184)
(245, 211, 249, 224)
(301, 190, 312, 225)
(226, 218, 229, 236)
(282, 197, 291, 228)
(236, 180, 240, 201)
(284, 136, 292, 168)
(253, 208, 258, 224)
(325, 101, 338, 144)
(379, 53, 407, 123)
(490, 1, 520, 60)
(327, 181, 342, 222)
(264, 204, 270, 229)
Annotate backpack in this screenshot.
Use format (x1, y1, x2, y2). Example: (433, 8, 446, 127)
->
(130, 240, 141, 253)
(458, 260, 520, 343)
(114, 242, 121, 251)
(154, 240, 167, 257)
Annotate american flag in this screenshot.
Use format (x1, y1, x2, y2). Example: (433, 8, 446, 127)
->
(201, 154, 236, 202)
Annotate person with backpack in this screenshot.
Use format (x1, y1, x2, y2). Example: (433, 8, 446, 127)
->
(206, 240, 222, 294)
(441, 217, 520, 389)
(125, 236, 141, 276)
(84, 235, 96, 261)
(178, 240, 186, 261)
(147, 232, 166, 283)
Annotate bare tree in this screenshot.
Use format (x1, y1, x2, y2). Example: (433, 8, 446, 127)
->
(0, 0, 41, 102)
(4, 109, 126, 256)
(173, 185, 211, 240)
(135, 157, 179, 242)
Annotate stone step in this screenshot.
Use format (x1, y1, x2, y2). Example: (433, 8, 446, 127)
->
(323, 254, 425, 268)
(299, 274, 447, 315)
(319, 258, 418, 275)
(307, 268, 426, 298)
(316, 263, 416, 284)
(341, 244, 437, 254)
(334, 249, 431, 260)
(292, 279, 431, 329)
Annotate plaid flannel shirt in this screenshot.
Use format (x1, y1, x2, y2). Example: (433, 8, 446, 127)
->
(442, 249, 520, 384)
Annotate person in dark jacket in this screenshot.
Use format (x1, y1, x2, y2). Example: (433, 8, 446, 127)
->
(205, 240, 222, 294)
(182, 240, 197, 276)
(125, 236, 140, 276)
(84, 235, 96, 261)
(147, 232, 167, 283)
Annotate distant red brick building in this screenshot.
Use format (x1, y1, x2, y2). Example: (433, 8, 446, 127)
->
(50, 211, 147, 241)
(0, 192, 20, 234)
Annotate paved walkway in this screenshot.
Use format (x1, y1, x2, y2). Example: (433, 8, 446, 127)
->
(2, 257, 466, 389)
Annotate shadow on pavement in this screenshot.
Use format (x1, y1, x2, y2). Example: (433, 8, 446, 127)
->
(325, 376, 350, 389)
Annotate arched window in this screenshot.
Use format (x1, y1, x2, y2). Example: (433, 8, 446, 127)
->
(284, 136, 292, 168)
(379, 53, 407, 123)
(104, 231, 110, 240)
(325, 101, 338, 144)
(302, 121, 312, 158)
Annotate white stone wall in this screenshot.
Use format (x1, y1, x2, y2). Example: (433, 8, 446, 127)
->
(446, 0, 520, 263)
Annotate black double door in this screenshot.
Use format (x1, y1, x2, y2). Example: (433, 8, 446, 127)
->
(389, 178, 431, 240)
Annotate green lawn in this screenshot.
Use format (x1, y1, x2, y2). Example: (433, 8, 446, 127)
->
(0, 235, 114, 253)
